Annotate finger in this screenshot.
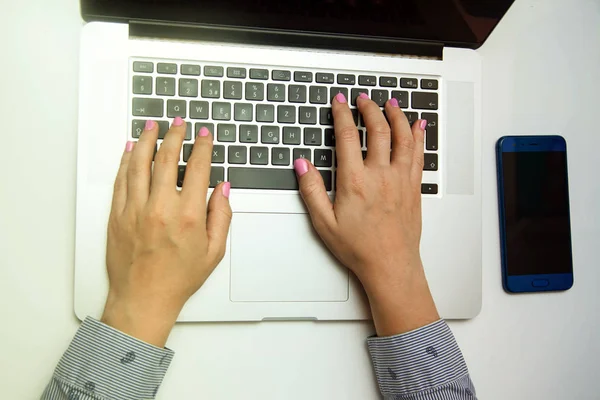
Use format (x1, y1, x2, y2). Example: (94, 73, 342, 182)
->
(181, 126, 213, 211)
(411, 119, 427, 184)
(151, 117, 186, 198)
(385, 98, 415, 166)
(358, 94, 392, 166)
(112, 141, 135, 215)
(332, 92, 363, 181)
(206, 182, 233, 264)
(126, 120, 159, 210)
(294, 158, 336, 235)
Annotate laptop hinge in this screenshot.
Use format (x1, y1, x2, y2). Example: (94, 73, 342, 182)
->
(129, 21, 443, 60)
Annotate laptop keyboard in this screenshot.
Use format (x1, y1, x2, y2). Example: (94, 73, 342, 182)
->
(129, 59, 440, 194)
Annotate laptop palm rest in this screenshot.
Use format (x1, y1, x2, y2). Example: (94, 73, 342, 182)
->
(230, 213, 349, 302)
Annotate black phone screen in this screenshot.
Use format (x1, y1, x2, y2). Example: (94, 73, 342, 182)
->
(501, 151, 573, 276)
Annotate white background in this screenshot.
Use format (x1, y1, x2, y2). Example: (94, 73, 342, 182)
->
(1, 0, 599, 398)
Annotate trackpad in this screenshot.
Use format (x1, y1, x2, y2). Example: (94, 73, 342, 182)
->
(230, 213, 349, 302)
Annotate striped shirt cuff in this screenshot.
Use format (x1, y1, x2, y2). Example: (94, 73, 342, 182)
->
(52, 317, 174, 400)
(367, 320, 475, 399)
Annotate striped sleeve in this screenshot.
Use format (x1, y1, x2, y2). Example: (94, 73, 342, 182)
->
(41, 317, 174, 400)
(367, 320, 477, 400)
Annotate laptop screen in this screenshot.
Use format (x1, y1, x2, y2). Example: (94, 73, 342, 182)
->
(81, 0, 514, 49)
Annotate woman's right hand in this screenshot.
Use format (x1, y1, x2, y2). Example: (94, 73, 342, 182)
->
(294, 93, 439, 336)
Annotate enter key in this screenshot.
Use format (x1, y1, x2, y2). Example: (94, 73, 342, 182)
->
(421, 112, 438, 151)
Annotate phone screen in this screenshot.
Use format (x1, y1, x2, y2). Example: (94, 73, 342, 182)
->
(501, 150, 573, 276)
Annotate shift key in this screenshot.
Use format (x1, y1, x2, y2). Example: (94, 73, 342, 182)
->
(132, 98, 164, 117)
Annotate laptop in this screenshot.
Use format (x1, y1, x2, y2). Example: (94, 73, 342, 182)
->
(74, 0, 514, 321)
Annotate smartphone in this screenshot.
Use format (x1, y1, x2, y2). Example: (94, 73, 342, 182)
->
(496, 135, 574, 293)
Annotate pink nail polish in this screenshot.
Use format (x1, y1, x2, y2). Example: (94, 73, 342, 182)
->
(359, 92, 369, 100)
(145, 120, 155, 130)
(420, 120, 428, 130)
(335, 92, 347, 104)
(173, 116, 184, 126)
(294, 158, 309, 176)
(198, 127, 210, 137)
(222, 182, 231, 198)
(125, 141, 135, 153)
(389, 98, 399, 108)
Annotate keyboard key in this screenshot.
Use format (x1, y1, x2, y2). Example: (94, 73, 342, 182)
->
(277, 105, 296, 124)
(289, 85, 307, 103)
(201, 80, 220, 98)
(371, 89, 389, 106)
(358, 75, 376, 86)
(245, 82, 265, 101)
(337, 74, 356, 85)
(183, 143, 193, 162)
(156, 77, 176, 96)
(330, 87, 349, 103)
(272, 70, 291, 81)
(217, 124, 236, 142)
(351, 109, 359, 126)
(228, 146, 247, 164)
(424, 153, 438, 171)
(261, 126, 280, 144)
(212, 102, 231, 120)
(380, 77, 397, 87)
(294, 71, 313, 82)
(256, 104, 275, 122)
(400, 78, 418, 88)
(227, 67, 246, 79)
(195, 122, 215, 136)
(167, 99, 186, 118)
(190, 101, 209, 119)
(234, 103, 253, 121)
(314, 149, 333, 167)
(204, 66, 224, 77)
(212, 145, 225, 163)
(309, 86, 328, 104)
(132, 76, 152, 94)
(357, 130, 364, 147)
(391, 91, 409, 108)
(272, 147, 291, 166)
(324, 129, 335, 147)
(421, 112, 438, 151)
(351, 88, 368, 106)
(299, 107, 317, 125)
(250, 68, 269, 80)
(283, 127, 301, 145)
(319, 108, 333, 125)
(293, 148, 312, 162)
(319, 170, 333, 191)
(421, 79, 438, 90)
(181, 64, 201, 76)
(421, 183, 438, 194)
(250, 147, 269, 165)
(223, 81, 243, 100)
(132, 98, 164, 117)
(131, 120, 169, 138)
(267, 84, 285, 102)
(185, 122, 192, 140)
(133, 61, 153, 73)
(304, 128, 322, 146)
(316, 73, 334, 84)
(179, 78, 199, 97)
(239, 125, 259, 143)
(209, 167, 226, 187)
(177, 166, 186, 188)
(229, 167, 298, 190)
(157, 63, 177, 74)
(405, 112, 418, 126)
(412, 92, 438, 110)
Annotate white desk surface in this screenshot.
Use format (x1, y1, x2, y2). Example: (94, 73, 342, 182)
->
(1, 0, 599, 398)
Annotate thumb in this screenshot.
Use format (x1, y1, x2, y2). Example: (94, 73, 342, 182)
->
(206, 182, 233, 264)
(294, 158, 336, 232)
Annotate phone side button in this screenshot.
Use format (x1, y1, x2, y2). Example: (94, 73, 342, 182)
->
(532, 279, 550, 287)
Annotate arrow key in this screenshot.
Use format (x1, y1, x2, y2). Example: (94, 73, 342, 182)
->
(412, 92, 438, 110)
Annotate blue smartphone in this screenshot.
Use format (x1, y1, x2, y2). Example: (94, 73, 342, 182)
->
(496, 135, 574, 293)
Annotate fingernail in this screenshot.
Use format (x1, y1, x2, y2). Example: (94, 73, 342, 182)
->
(145, 120, 155, 130)
(198, 127, 209, 137)
(335, 92, 347, 104)
(294, 158, 309, 176)
(359, 92, 369, 100)
(173, 116, 184, 126)
(222, 182, 231, 198)
(389, 98, 399, 108)
(125, 141, 134, 153)
(420, 120, 428, 130)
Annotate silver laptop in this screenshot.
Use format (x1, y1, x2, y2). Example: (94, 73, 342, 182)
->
(75, 0, 514, 321)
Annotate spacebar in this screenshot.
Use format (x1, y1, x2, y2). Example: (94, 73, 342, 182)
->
(229, 167, 299, 190)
